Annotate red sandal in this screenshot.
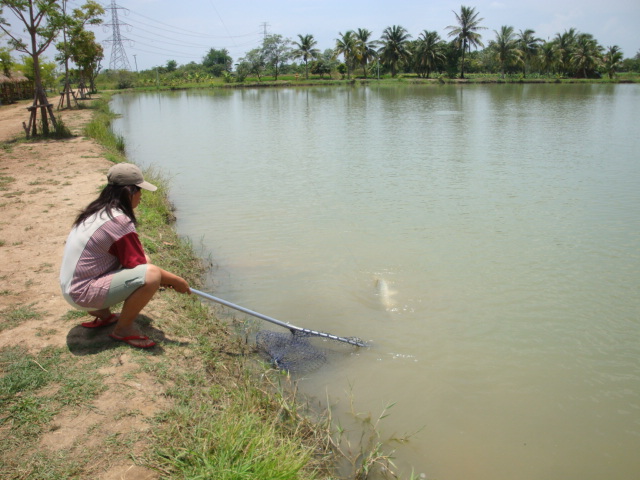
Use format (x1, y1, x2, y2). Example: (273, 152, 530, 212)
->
(109, 333, 156, 349)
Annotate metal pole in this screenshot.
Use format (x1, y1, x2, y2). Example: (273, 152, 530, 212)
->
(190, 288, 367, 347)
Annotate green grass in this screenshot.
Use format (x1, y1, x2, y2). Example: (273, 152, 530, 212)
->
(0, 346, 111, 476)
(83, 95, 127, 162)
(0, 304, 41, 332)
(149, 364, 320, 480)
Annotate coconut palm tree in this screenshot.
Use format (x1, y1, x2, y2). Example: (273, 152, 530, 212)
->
(446, 5, 486, 78)
(538, 41, 558, 75)
(414, 30, 446, 78)
(517, 29, 541, 77)
(378, 25, 412, 77)
(354, 28, 378, 78)
(292, 34, 319, 79)
(553, 28, 577, 76)
(603, 45, 624, 79)
(571, 33, 603, 78)
(490, 25, 523, 77)
(335, 30, 357, 78)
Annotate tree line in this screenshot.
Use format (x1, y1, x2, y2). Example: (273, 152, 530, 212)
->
(146, 5, 637, 85)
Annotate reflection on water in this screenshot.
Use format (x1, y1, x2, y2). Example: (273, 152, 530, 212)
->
(112, 84, 640, 480)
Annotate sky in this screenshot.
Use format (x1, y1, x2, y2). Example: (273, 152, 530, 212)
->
(3, 0, 640, 71)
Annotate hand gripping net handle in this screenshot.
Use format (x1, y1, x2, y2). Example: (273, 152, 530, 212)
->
(190, 288, 367, 347)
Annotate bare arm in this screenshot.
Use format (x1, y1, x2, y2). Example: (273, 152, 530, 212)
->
(158, 268, 190, 293)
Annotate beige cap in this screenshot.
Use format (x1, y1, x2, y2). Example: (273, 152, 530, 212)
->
(107, 163, 157, 191)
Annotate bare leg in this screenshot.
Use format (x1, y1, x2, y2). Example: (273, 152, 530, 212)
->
(87, 308, 112, 320)
(111, 264, 162, 347)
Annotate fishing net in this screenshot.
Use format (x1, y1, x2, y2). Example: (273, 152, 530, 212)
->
(190, 289, 366, 373)
(255, 329, 365, 373)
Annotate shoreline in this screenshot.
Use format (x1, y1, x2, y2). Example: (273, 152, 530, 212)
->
(0, 98, 337, 479)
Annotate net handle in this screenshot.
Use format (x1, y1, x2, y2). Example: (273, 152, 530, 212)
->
(190, 288, 367, 347)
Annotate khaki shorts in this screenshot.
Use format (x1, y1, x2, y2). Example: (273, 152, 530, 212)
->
(103, 264, 149, 308)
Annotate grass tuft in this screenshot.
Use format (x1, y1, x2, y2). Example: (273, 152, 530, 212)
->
(0, 304, 41, 332)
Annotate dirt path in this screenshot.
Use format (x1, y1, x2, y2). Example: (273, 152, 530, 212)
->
(0, 100, 164, 479)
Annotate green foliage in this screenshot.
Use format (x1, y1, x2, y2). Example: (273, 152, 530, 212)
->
(379, 25, 412, 77)
(47, 117, 73, 139)
(16, 55, 58, 89)
(292, 34, 320, 79)
(237, 48, 266, 81)
(0, 46, 13, 75)
(413, 30, 446, 78)
(334, 30, 357, 78)
(202, 48, 232, 76)
(446, 6, 487, 78)
(115, 70, 136, 89)
(262, 34, 292, 81)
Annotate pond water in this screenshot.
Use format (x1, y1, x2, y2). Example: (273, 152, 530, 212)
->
(112, 83, 640, 480)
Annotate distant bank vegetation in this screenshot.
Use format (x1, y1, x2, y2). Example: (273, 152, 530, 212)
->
(97, 5, 639, 90)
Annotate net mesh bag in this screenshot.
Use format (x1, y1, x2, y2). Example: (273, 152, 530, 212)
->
(255, 329, 363, 373)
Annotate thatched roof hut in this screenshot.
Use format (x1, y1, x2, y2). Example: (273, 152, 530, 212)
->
(0, 72, 33, 104)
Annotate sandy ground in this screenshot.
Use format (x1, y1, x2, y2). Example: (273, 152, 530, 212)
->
(0, 99, 165, 479)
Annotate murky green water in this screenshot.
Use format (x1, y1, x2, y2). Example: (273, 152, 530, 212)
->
(112, 83, 640, 480)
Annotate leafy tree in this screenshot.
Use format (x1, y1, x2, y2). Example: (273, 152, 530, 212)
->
(69, 28, 103, 93)
(60, 1, 104, 98)
(489, 25, 522, 77)
(446, 5, 486, 78)
(0, 0, 63, 135)
(379, 25, 412, 77)
(517, 29, 541, 77)
(414, 30, 446, 78)
(0, 45, 13, 75)
(602, 45, 623, 78)
(291, 33, 319, 79)
(334, 30, 356, 78)
(262, 34, 291, 81)
(56, 0, 103, 106)
(354, 28, 378, 78)
(19, 54, 57, 89)
(310, 49, 337, 79)
(571, 33, 602, 78)
(203, 48, 231, 76)
(166, 59, 177, 72)
(310, 59, 331, 78)
(237, 48, 265, 81)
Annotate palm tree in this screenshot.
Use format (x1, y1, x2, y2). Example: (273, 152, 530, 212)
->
(335, 30, 357, 78)
(292, 34, 319, 79)
(446, 5, 486, 78)
(379, 25, 412, 77)
(553, 28, 577, 76)
(603, 45, 624, 79)
(490, 25, 523, 78)
(517, 29, 541, 77)
(414, 30, 446, 78)
(354, 28, 378, 78)
(571, 33, 603, 78)
(538, 41, 558, 75)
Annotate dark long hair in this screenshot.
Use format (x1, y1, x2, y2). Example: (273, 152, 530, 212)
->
(73, 184, 140, 227)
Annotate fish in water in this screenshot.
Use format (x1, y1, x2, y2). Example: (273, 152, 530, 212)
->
(374, 277, 397, 310)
